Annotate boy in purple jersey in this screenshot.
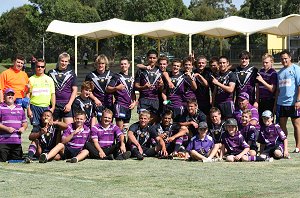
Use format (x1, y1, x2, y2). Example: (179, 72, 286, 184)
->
(39, 111, 91, 163)
(182, 57, 197, 106)
(134, 50, 164, 123)
(220, 118, 250, 162)
(234, 92, 259, 129)
(85, 54, 114, 122)
(85, 109, 130, 160)
(255, 53, 277, 120)
(258, 110, 289, 160)
(211, 56, 236, 119)
(193, 55, 212, 115)
(234, 51, 259, 107)
(48, 52, 78, 124)
(106, 57, 136, 133)
(0, 89, 28, 162)
(72, 81, 96, 128)
(25, 110, 68, 163)
(128, 111, 166, 160)
(185, 122, 219, 162)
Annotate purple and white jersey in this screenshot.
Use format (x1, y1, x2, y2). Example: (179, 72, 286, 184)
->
(150, 123, 180, 140)
(215, 70, 236, 104)
(208, 121, 226, 143)
(108, 72, 134, 107)
(72, 96, 95, 127)
(240, 124, 257, 144)
(183, 73, 197, 103)
(129, 122, 156, 148)
(91, 123, 122, 148)
(134, 67, 162, 99)
(62, 124, 90, 149)
(0, 103, 26, 144)
(186, 134, 214, 155)
(221, 131, 250, 155)
(193, 68, 211, 106)
(85, 70, 114, 107)
(234, 103, 259, 128)
(258, 68, 277, 100)
(48, 69, 77, 103)
(234, 65, 258, 104)
(166, 72, 186, 108)
(258, 124, 286, 146)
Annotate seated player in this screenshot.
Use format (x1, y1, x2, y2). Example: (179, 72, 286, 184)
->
(39, 111, 91, 163)
(0, 88, 28, 162)
(72, 81, 96, 128)
(258, 110, 289, 160)
(85, 109, 131, 160)
(128, 111, 166, 160)
(25, 110, 68, 163)
(185, 122, 219, 162)
(220, 118, 250, 162)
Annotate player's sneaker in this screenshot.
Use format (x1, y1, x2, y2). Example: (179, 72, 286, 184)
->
(265, 157, 274, 162)
(292, 148, 300, 153)
(70, 157, 78, 163)
(24, 157, 33, 164)
(202, 158, 213, 163)
(116, 151, 131, 160)
(136, 153, 144, 160)
(39, 153, 48, 163)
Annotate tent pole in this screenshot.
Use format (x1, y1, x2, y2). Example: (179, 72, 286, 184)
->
(131, 35, 135, 77)
(96, 39, 99, 55)
(246, 33, 249, 51)
(189, 34, 192, 55)
(157, 39, 161, 55)
(75, 35, 78, 75)
(219, 38, 223, 56)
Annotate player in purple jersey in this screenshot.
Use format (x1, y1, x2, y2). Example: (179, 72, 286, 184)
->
(258, 110, 289, 159)
(193, 55, 212, 115)
(106, 57, 136, 133)
(234, 92, 259, 129)
(220, 118, 250, 162)
(211, 56, 236, 119)
(134, 50, 164, 123)
(128, 111, 166, 160)
(25, 110, 68, 163)
(48, 52, 78, 124)
(85, 109, 130, 160)
(256, 53, 277, 120)
(185, 122, 219, 162)
(72, 81, 96, 128)
(0, 89, 28, 162)
(39, 111, 91, 163)
(234, 51, 258, 107)
(182, 57, 197, 106)
(85, 54, 114, 122)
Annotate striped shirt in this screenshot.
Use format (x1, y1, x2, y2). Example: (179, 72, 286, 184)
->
(0, 103, 27, 144)
(91, 123, 122, 148)
(62, 123, 90, 149)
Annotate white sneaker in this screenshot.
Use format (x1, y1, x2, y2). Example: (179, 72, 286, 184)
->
(39, 153, 48, 163)
(293, 148, 300, 153)
(202, 158, 213, 163)
(266, 157, 274, 162)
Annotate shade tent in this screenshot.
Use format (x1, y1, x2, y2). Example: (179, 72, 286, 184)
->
(46, 14, 300, 75)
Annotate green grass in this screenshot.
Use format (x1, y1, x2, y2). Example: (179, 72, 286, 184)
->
(1, 117, 300, 198)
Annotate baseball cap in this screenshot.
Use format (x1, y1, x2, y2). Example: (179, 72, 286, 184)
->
(262, 110, 273, 118)
(198, 122, 208, 129)
(4, 88, 15, 95)
(238, 92, 249, 100)
(225, 118, 238, 126)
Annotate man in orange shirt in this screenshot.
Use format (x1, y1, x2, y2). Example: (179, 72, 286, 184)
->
(0, 54, 29, 108)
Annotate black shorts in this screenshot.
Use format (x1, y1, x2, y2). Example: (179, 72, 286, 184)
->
(0, 144, 23, 162)
(53, 103, 73, 120)
(217, 101, 234, 119)
(138, 98, 159, 115)
(113, 104, 131, 121)
(30, 104, 49, 126)
(61, 146, 81, 160)
(278, 105, 300, 118)
(259, 98, 275, 115)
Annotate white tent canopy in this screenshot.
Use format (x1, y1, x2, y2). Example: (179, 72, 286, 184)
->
(46, 14, 300, 74)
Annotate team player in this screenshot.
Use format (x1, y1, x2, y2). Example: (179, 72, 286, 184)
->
(240, 110, 258, 156)
(48, 52, 78, 124)
(220, 118, 250, 162)
(39, 111, 91, 163)
(0, 54, 29, 108)
(182, 57, 197, 106)
(85, 54, 114, 121)
(25, 110, 68, 163)
(211, 56, 236, 119)
(72, 81, 96, 128)
(128, 111, 166, 160)
(0, 89, 28, 162)
(27, 58, 55, 128)
(276, 50, 300, 153)
(134, 50, 164, 123)
(208, 107, 226, 144)
(234, 51, 258, 106)
(258, 110, 289, 159)
(106, 57, 136, 132)
(85, 109, 131, 160)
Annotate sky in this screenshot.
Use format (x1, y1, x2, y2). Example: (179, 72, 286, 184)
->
(0, 0, 244, 15)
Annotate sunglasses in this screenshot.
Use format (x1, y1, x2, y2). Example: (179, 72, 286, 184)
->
(36, 66, 45, 68)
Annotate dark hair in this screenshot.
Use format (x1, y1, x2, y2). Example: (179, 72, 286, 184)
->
(120, 56, 130, 62)
(158, 55, 169, 64)
(279, 49, 291, 57)
(13, 54, 25, 61)
(209, 107, 221, 115)
(187, 98, 198, 106)
(209, 56, 219, 65)
(42, 110, 53, 116)
(172, 58, 182, 65)
(219, 55, 229, 62)
(162, 110, 173, 118)
(239, 51, 251, 59)
(147, 49, 158, 57)
(183, 56, 194, 64)
(75, 110, 87, 118)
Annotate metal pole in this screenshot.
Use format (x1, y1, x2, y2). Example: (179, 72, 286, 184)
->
(246, 33, 250, 51)
(42, 36, 45, 60)
(189, 34, 192, 55)
(75, 35, 78, 75)
(131, 35, 135, 77)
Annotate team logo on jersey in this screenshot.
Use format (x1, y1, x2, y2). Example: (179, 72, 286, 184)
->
(59, 74, 62, 78)
(140, 133, 144, 138)
(100, 79, 105, 82)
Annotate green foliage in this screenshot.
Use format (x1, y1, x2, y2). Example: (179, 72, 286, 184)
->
(282, 0, 300, 16)
(248, 0, 281, 19)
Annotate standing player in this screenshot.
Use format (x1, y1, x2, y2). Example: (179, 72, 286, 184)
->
(106, 57, 136, 133)
(85, 54, 114, 122)
(48, 52, 78, 124)
(182, 57, 197, 106)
